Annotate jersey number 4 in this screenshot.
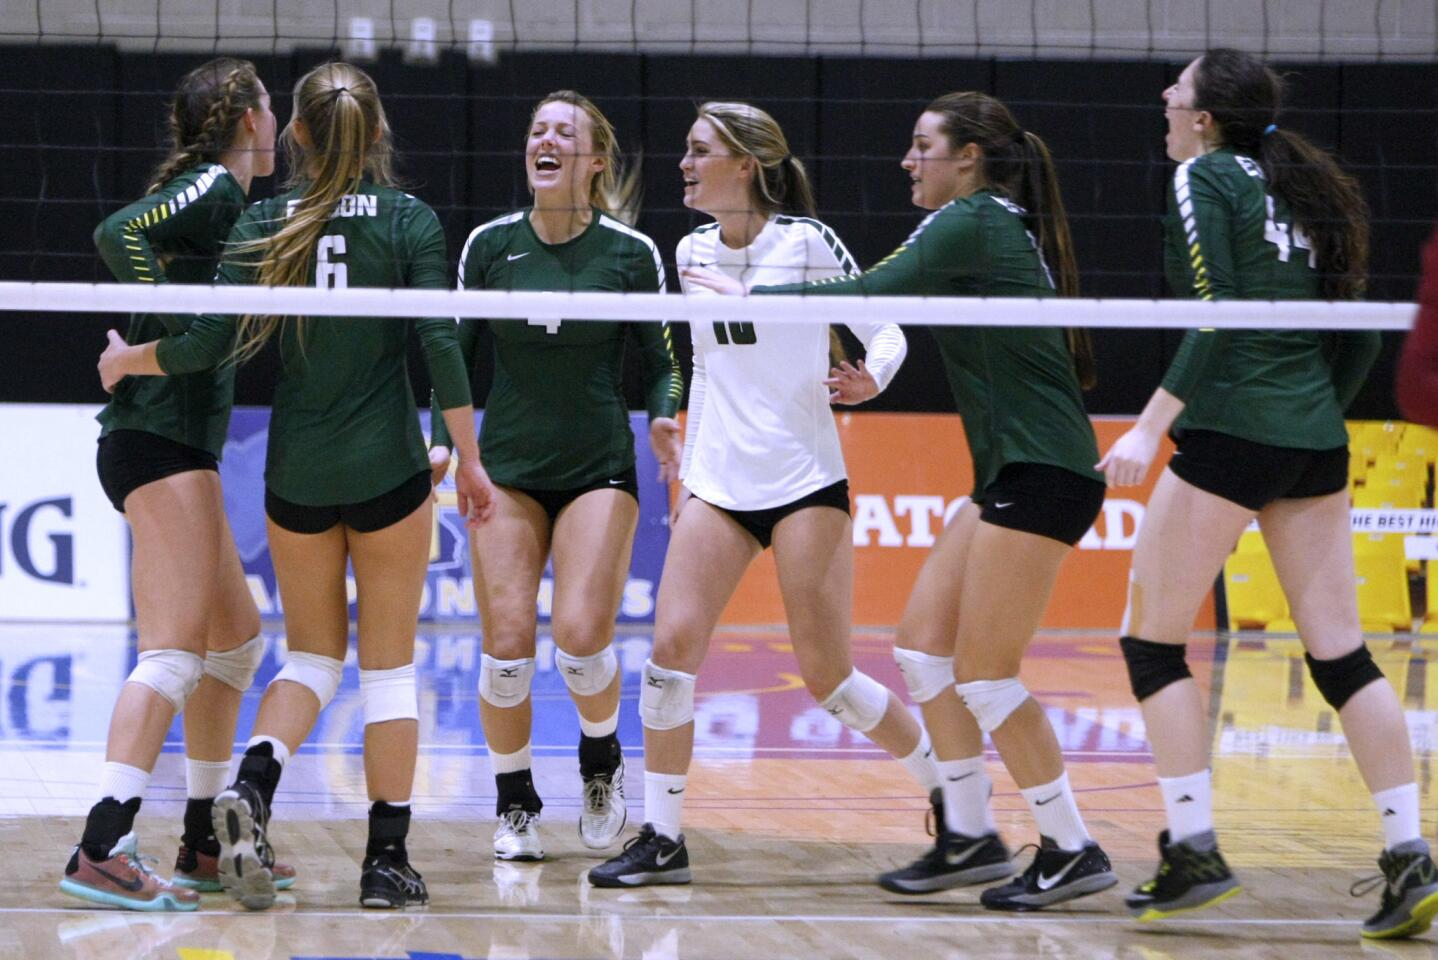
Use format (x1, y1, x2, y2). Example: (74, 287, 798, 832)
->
(713, 321, 757, 345)
(317, 235, 347, 288)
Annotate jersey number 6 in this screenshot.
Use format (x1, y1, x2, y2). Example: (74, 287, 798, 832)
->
(713, 321, 757, 345)
(316, 235, 348, 289)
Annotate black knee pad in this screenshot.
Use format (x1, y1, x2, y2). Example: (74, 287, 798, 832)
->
(1119, 636, 1192, 702)
(1305, 645, 1385, 711)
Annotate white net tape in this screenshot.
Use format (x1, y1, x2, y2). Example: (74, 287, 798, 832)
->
(0, 282, 1416, 331)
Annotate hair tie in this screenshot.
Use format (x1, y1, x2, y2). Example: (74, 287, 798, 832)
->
(1262, 123, 1278, 136)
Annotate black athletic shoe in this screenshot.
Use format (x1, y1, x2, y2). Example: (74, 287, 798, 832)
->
(878, 830, 1014, 894)
(359, 853, 429, 909)
(211, 781, 277, 911)
(1355, 839, 1438, 939)
(587, 823, 691, 888)
(1126, 830, 1241, 921)
(979, 836, 1118, 911)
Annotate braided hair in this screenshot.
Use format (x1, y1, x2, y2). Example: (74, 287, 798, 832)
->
(145, 57, 263, 194)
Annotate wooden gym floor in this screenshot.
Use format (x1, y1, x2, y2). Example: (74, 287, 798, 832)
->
(1, 622, 1435, 959)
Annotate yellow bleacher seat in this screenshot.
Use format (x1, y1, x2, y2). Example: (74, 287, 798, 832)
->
(1354, 534, 1412, 631)
(1348, 454, 1368, 488)
(1352, 421, 1403, 464)
(1399, 424, 1438, 465)
(1352, 479, 1425, 510)
(1224, 540, 1288, 630)
(1371, 453, 1430, 487)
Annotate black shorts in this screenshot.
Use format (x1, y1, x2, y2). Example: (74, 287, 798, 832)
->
(96, 429, 218, 513)
(507, 464, 640, 524)
(972, 463, 1106, 546)
(1168, 429, 1348, 511)
(264, 470, 432, 535)
(709, 479, 852, 550)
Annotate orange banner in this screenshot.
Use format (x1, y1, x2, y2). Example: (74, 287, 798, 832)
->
(714, 413, 1215, 630)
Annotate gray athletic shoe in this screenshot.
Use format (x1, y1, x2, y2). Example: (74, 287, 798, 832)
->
(1356, 839, 1438, 940)
(979, 836, 1118, 911)
(879, 829, 1014, 894)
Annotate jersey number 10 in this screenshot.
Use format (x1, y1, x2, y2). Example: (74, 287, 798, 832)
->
(713, 321, 757, 345)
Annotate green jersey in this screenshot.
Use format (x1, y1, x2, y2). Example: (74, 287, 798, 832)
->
(1162, 147, 1378, 449)
(94, 163, 248, 457)
(432, 208, 683, 489)
(153, 181, 472, 506)
(759, 190, 1100, 494)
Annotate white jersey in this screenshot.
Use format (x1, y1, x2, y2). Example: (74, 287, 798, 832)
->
(677, 214, 907, 510)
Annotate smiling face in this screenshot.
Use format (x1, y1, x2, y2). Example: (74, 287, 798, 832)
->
(526, 99, 604, 205)
(1162, 58, 1212, 162)
(679, 117, 753, 217)
(900, 110, 965, 210)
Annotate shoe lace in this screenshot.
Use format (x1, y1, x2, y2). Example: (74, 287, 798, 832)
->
(116, 850, 167, 886)
(583, 775, 614, 816)
(1012, 842, 1043, 881)
(1350, 874, 1385, 899)
(498, 808, 537, 836)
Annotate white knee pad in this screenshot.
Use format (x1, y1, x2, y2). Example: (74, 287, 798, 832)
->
(555, 646, 618, 697)
(202, 634, 266, 692)
(820, 669, 891, 734)
(893, 648, 955, 704)
(479, 654, 535, 709)
(128, 648, 204, 711)
(360, 664, 418, 725)
(955, 677, 1030, 734)
(272, 650, 345, 710)
(639, 658, 696, 731)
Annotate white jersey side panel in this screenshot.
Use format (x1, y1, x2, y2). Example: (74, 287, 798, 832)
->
(677, 216, 859, 511)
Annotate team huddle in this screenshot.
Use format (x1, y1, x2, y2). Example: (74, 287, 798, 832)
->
(65, 49, 1438, 940)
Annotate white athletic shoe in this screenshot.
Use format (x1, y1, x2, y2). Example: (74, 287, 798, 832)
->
(493, 809, 544, 861)
(579, 758, 627, 850)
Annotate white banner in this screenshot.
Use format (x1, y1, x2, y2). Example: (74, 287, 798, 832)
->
(0, 405, 129, 621)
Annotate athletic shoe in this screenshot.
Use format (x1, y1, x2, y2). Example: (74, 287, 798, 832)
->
(171, 842, 297, 893)
(979, 836, 1118, 911)
(587, 823, 691, 887)
(1126, 830, 1241, 920)
(494, 808, 544, 861)
(359, 853, 429, 909)
(1355, 839, 1438, 939)
(878, 830, 1014, 894)
(59, 832, 199, 912)
(211, 782, 277, 910)
(579, 758, 627, 849)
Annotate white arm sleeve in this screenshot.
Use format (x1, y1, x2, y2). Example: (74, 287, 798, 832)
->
(847, 321, 907, 393)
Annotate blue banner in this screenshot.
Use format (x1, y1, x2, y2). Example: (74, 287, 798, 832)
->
(219, 408, 669, 623)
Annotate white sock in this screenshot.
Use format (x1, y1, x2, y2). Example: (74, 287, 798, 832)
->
(644, 771, 687, 841)
(1158, 769, 1214, 843)
(898, 729, 941, 792)
(579, 706, 620, 739)
(1020, 772, 1090, 851)
(489, 743, 532, 775)
(1374, 783, 1422, 850)
(246, 735, 290, 769)
(98, 761, 151, 804)
(186, 758, 232, 799)
(937, 756, 995, 836)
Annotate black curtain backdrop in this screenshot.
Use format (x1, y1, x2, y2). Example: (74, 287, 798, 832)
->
(2, 46, 1434, 418)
